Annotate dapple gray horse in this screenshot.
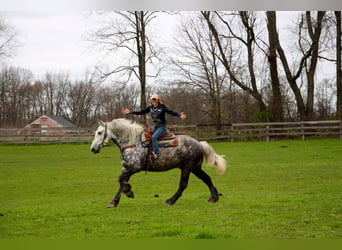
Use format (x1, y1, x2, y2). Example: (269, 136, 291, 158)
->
(90, 118, 226, 207)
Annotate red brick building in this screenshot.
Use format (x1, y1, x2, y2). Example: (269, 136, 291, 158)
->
(18, 115, 77, 135)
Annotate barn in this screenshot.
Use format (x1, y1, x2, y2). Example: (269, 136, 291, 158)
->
(18, 115, 77, 135)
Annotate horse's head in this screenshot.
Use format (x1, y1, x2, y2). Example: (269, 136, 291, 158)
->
(90, 120, 112, 154)
(90, 118, 144, 154)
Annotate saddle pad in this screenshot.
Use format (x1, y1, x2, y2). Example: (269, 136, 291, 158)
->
(141, 128, 178, 148)
(141, 139, 179, 148)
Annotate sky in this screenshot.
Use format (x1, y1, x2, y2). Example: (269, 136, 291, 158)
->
(0, 11, 335, 82)
(1, 0, 340, 11)
(2, 11, 103, 80)
(1, 11, 180, 81)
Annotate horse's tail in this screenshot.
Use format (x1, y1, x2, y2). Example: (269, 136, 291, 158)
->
(200, 141, 226, 174)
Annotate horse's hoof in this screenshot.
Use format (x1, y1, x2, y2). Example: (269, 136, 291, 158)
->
(165, 199, 174, 206)
(125, 191, 134, 198)
(107, 203, 118, 208)
(208, 197, 218, 203)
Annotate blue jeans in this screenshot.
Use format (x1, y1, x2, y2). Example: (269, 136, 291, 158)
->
(151, 126, 167, 155)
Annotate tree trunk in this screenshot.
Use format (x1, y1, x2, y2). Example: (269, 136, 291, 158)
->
(135, 11, 147, 125)
(305, 11, 325, 120)
(336, 11, 342, 119)
(266, 11, 284, 122)
(273, 12, 308, 120)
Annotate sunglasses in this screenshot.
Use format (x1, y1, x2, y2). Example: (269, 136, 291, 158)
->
(151, 98, 158, 101)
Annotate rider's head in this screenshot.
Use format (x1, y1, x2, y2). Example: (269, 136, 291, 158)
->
(150, 94, 160, 106)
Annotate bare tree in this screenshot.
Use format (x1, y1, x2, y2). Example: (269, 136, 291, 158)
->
(201, 11, 268, 119)
(29, 81, 45, 119)
(89, 11, 161, 124)
(43, 72, 70, 117)
(272, 11, 326, 120)
(67, 78, 96, 127)
(96, 84, 139, 121)
(0, 66, 33, 127)
(315, 78, 335, 119)
(266, 11, 284, 122)
(301, 11, 326, 119)
(0, 16, 18, 61)
(335, 11, 342, 119)
(171, 13, 228, 127)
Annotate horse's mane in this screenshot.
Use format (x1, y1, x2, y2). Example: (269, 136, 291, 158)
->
(107, 118, 144, 144)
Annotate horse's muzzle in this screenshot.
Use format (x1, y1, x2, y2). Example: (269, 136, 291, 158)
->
(91, 147, 100, 154)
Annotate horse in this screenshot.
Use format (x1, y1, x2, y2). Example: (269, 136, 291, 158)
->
(90, 118, 226, 207)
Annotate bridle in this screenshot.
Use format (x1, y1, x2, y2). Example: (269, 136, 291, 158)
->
(100, 122, 108, 148)
(99, 122, 137, 154)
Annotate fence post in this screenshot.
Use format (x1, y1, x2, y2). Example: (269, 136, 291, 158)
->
(195, 125, 199, 140)
(340, 120, 342, 140)
(301, 121, 305, 141)
(230, 125, 234, 143)
(266, 125, 270, 142)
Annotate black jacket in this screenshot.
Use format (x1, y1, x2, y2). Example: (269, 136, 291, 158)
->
(130, 103, 180, 128)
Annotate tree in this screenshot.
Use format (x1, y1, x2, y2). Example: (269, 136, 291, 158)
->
(335, 11, 342, 119)
(201, 11, 268, 118)
(315, 78, 335, 119)
(171, 13, 228, 127)
(272, 11, 326, 120)
(67, 79, 96, 127)
(0, 66, 33, 127)
(89, 11, 160, 124)
(0, 16, 18, 61)
(301, 11, 326, 119)
(96, 84, 139, 121)
(266, 11, 284, 122)
(43, 72, 70, 117)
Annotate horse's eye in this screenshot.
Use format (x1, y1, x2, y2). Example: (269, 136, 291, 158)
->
(98, 131, 103, 135)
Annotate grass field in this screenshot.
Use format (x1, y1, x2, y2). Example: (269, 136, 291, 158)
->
(0, 139, 342, 239)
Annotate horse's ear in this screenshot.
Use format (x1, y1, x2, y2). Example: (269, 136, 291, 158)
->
(98, 119, 105, 127)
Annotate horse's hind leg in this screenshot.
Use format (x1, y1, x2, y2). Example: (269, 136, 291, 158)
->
(192, 167, 219, 203)
(165, 169, 190, 206)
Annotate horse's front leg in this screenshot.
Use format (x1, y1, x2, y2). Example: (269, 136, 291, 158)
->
(107, 187, 123, 208)
(107, 168, 137, 208)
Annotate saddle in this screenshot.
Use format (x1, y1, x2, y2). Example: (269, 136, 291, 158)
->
(141, 127, 179, 148)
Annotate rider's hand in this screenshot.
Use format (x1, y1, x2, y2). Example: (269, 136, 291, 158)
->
(121, 108, 130, 115)
(180, 112, 187, 120)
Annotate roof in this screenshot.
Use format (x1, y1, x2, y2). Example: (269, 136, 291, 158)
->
(44, 115, 77, 128)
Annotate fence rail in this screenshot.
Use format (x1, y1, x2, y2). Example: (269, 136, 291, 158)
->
(169, 120, 342, 142)
(0, 120, 341, 144)
(0, 127, 94, 144)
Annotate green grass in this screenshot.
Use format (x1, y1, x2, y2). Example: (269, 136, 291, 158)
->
(0, 139, 342, 239)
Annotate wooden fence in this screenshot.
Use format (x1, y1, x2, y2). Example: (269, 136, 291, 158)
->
(0, 127, 94, 144)
(170, 120, 342, 142)
(0, 120, 341, 144)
